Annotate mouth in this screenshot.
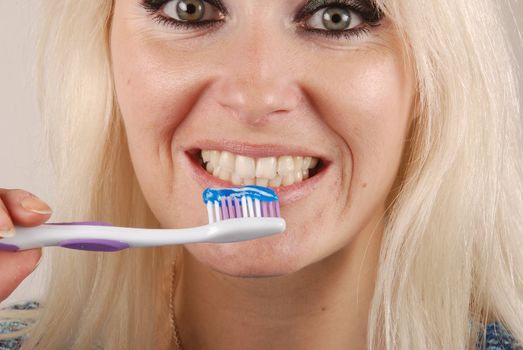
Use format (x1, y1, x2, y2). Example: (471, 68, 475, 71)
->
(194, 150, 324, 187)
(185, 143, 329, 204)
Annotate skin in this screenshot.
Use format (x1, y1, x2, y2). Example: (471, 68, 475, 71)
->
(110, 0, 415, 348)
(0, 0, 415, 349)
(0, 190, 48, 301)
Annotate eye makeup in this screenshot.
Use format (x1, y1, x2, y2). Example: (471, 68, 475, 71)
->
(139, 0, 385, 40)
(293, 0, 383, 41)
(140, 0, 227, 30)
(295, 0, 383, 24)
(141, 0, 228, 15)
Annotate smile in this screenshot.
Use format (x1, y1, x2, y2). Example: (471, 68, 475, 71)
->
(197, 150, 323, 187)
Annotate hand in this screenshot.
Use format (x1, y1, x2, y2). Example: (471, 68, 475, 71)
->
(0, 189, 52, 302)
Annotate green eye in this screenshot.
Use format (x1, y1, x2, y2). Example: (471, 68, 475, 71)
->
(160, 0, 224, 23)
(306, 6, 363, 32)
(322, 7, 352, 30)
(176, 0, 205, 21)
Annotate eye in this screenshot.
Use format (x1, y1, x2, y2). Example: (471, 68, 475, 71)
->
(163, 0, 222, 22)
(306, 6, 363, 32)
(140, 0, 226, 29)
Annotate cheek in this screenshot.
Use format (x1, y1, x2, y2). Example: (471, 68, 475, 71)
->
(111, 38, 203, 142)
(110, 16, 213, 225)
(308, 48, 413, 193)
(110, 3, 215, 164)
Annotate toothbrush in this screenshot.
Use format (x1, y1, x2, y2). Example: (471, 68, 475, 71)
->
(0, 186, 286, 252)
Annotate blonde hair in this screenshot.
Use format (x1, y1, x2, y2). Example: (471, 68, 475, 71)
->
(2, 0, 521, 348)
(370, 0, 523, 348)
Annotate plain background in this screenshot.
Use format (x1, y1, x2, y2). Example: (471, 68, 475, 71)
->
(0, 1, 522, 304)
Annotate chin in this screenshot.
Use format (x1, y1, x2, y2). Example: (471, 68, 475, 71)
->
(211, 267, 293, 279)
(184, 240, 308, 278)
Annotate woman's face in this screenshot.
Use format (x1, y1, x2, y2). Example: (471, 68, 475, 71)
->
(111, 0, 415, 276)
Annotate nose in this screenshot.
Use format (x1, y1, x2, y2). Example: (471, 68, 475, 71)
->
(209, 27, 302, 126)
(214, 77, 301, 126)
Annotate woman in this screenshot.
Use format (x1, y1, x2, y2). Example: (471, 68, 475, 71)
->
(0, 0, 522, 348)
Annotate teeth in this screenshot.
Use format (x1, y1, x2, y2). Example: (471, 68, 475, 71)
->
(256, 157, 277, 179)
(256, 178, 269, 187)
(218, 169, 231, 181)
(303, 156, 312, 169)
(277, 156, 295, 176)
(294, 170, 303, 182)
(231, 173, 242, 185)
(235, 155, 256, 179)
(210, 150, 220, 165)
(202, 150, 211, 163)
(302, 169, 309, 180)
(219, 151, 235, 171)
(269, 176, 282, 187)
(282, 173, 295, 186)
(243, 178, 255, 185)
(294, 156, 304, 171)
(200, 150, 320, 187)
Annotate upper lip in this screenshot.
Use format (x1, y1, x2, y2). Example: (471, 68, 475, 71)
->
(187, 139, 328, 160)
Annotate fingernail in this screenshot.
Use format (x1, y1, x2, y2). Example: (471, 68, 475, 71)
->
(0, 226, 16, 238)
(20, 195, 53, 215)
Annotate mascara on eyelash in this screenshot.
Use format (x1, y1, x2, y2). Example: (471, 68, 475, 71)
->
(296, 0, 383, 24)
(140, 0, 228, 15)
(140, 0, 166, 11)
(141, 0, 382, 40)
(305, 26, 373, 40)
(152, 15, 221, 30)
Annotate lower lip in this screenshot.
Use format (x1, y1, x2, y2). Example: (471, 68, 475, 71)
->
(184, 152, 329, 205)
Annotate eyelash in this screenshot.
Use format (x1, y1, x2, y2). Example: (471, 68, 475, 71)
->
(307, 26, 371, 40)
(139, 0, 383, 40)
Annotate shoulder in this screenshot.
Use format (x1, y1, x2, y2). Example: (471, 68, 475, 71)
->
(478, 322, 522, 350)
(0, 301, 40, 350)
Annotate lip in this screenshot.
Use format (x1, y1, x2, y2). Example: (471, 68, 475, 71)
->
(187, 140, 328, 159)
(184, 140, 331, 205)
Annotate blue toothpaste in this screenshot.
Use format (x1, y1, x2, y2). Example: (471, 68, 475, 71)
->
(203, 186, 278, 205)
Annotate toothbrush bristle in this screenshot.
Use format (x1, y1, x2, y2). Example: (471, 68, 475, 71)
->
(203, 186, 281, 224)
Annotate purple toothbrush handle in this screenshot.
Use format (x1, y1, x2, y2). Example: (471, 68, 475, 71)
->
(58, 239, 129, 252)
(52, 222, 130, 251)
(0, 243, 19, 252)
(0, 222, 130, 252)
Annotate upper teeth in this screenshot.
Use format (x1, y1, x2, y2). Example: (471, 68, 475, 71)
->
(201, 150, 319, 187)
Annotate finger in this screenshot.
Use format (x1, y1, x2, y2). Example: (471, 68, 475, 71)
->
(0, 189, 52, 228)
(0, 249, 42, 302)
(0, 197, 16, 238)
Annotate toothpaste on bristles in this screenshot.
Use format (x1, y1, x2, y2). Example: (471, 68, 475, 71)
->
(202, 186, 281, 224)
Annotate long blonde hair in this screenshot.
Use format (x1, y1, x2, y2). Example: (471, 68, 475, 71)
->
(4, 0, 522, 348)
